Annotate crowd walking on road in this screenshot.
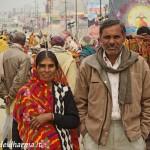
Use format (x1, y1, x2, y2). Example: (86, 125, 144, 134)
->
(0, 19, 150, 150)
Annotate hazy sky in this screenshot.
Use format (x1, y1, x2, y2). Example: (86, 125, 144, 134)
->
(0, 0, 46, 11)
(0, 0, 109, 12)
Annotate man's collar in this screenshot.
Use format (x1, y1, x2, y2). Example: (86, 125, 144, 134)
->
(103, 50, 122, 66)
(11, 43, 24, 51)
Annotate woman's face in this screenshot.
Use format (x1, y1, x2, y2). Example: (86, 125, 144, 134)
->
(37, 57, 57, 82)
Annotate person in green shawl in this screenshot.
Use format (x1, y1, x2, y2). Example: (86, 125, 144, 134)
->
(79, 35, 96, 62)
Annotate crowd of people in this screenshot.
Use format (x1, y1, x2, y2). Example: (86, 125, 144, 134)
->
(0, 19, 150, 150)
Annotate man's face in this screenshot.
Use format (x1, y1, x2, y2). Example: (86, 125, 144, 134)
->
(100, 24, 125, 57)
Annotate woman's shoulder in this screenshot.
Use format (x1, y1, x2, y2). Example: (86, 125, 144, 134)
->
(53, 82, 70, 92)
(17, 82, 33, 95)
(53, 82, 69, 88)
(53, 82, 73, 101)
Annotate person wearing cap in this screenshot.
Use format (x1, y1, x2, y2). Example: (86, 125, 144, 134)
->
(50, 36, 78, 94)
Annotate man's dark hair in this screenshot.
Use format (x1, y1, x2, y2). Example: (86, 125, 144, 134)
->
(137, 26, 150, 35)
(99, 19, 126, 35)
(12, 32, 26, 46)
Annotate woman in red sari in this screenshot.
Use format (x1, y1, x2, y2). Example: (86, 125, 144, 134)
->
(13, 50, 79, 150)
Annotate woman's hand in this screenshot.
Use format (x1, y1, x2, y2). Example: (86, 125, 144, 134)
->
(30, 113, 54, 130)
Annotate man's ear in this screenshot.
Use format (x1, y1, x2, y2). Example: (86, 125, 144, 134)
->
(122, 33, 126, 42)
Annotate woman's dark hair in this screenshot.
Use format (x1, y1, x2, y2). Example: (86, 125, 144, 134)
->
(35, 50, 59, 69)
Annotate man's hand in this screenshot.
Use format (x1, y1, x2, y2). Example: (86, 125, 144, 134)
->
(30, 113, 54, 130)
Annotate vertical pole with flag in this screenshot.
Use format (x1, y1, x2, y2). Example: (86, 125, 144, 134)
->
(99, 0, 102, 18)
(75, 0, 78, 40)
(65, 0, 67, 30)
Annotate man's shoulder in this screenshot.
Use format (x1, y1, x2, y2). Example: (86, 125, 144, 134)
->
(82, 53, 96, 61)
(4, 48, 30, 63)
(53, 82, 70, 93)
(81, 53, 98, 67)
(130, 53, 149, 71)
(5, 46, 28, 56)
(132, 53, 147, 65)
(137, 55, 150, 69)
